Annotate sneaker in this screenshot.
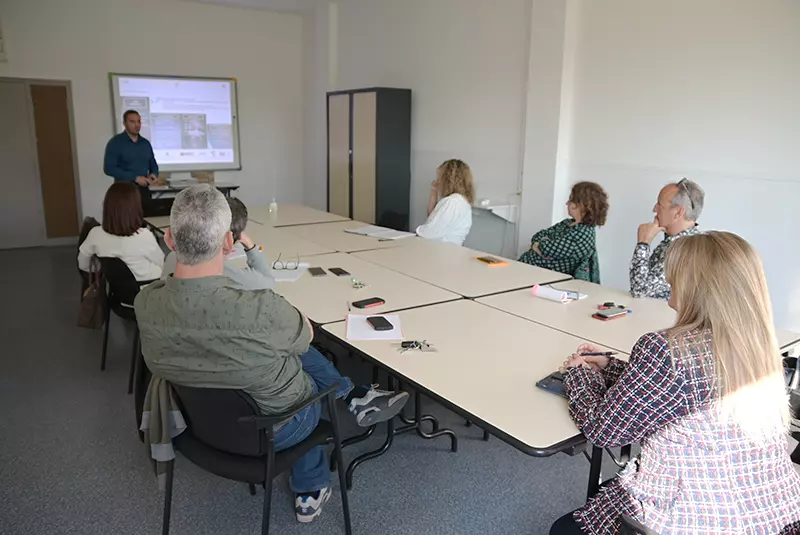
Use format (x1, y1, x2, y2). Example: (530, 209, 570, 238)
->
(348, 385, 410, 427)
(295, 487, 332, 523)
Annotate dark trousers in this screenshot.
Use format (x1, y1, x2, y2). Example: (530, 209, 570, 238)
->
(550, 512, 587, 535)
(138, 186, 154, 217)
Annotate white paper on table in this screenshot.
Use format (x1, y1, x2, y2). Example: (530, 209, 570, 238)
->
(343, 225, 385, 236)
(370, 229, 415, 240)
(345, 314, 404, 341)
(343, 226, 415, 240)
(271, 263, 310, 283)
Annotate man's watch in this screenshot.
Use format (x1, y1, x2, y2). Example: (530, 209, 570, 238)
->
(243, 243, 257, 252)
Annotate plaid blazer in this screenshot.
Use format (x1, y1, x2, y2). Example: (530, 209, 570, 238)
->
(563, 329, 800, 535)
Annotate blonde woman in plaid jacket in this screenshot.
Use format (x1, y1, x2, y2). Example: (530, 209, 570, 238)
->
(551, 232, 800, 535)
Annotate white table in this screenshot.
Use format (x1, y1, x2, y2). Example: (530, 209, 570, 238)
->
(231, 221, 336, 264)
(282, 220, 421, 253)
(144, 215, 171, 229)
(477, 279, 675, 354)
(476, 280, 800, 354)
(323, 299, 611, 455)
(247, 204, 350, 227)
(353, 240, 570, 299)
(273, 253, 461, 325)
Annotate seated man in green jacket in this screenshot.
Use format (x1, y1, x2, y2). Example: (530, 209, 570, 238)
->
(135, 185, 409, 524)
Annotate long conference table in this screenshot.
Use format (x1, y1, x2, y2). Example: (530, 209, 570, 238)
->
(146, 203, 800, 501)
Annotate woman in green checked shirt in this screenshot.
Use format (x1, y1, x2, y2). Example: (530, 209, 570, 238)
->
(518, 182, 609, 283)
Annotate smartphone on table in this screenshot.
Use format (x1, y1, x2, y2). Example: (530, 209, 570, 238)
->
(366, 316, 393, 331)
(308, 267, 326, 277)
(536, 371, 568, 399)
(592, 309, 628, 321)
(351, 297, 385, 309)
(329, 267, 351, 276)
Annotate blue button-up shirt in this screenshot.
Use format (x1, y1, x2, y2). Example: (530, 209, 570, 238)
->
(103, 132, 159, 182)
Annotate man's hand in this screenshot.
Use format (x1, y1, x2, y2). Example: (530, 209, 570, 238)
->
(239, 232, 255, 250)
(135, 176, 150, 187)
(637, 216, 665, 244)
(530, 242, 542, 256)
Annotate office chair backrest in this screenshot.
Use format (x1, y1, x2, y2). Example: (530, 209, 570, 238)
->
(171, 384, 269, 458)
(98, 257, 141, 306)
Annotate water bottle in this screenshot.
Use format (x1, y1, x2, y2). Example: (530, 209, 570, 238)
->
(268, 198, 278, 221)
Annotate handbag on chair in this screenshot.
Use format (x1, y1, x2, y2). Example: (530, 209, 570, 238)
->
(77, 258, 107, 330)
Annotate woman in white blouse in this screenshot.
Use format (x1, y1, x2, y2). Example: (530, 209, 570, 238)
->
(416, 159, 475, 245)
(78, 182, 164, 281)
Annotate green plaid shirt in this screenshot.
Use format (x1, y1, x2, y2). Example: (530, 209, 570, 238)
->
(519, 218, 600, 283)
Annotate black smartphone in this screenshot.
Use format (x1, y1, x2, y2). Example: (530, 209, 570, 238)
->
(366, 316, 393, 331)
(308, 267, 326, 277)
(352, 297, 385, 309)
(329, 267, 350, 276)
(536, 371, 568, 399)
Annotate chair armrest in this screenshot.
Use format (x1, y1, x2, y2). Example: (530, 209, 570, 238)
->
(238, 383, 340, 431)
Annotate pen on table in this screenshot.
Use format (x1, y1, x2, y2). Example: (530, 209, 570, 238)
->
(581, 351, 617, 357)
(347, 301, 351, 312)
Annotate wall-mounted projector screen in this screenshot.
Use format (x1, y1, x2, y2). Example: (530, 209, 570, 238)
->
(109, 73, 241, 172)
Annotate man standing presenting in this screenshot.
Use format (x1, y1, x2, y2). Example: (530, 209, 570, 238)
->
(103, 110, 159, 211)
(630, 178, 705, 300)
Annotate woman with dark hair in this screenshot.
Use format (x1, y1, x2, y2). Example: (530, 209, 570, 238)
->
(78, 183, 164, 281)
(518, 181, 608, 283)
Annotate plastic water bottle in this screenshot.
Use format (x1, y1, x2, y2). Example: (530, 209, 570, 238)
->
(268, 198, 278, 221)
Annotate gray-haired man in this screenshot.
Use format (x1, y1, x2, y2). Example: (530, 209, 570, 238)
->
(135, 185, 408, 523)
(630, 178, 705, 300)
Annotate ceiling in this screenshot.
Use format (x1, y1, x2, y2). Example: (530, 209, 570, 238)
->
(187, 0, 317, 14)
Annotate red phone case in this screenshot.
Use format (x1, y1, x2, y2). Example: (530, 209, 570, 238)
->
(364, 301, 383, 308)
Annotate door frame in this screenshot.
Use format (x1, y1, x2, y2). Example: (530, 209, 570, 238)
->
(0, 77, 83, 244)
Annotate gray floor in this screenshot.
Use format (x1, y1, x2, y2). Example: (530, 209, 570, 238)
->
(0, 246, 611, 535)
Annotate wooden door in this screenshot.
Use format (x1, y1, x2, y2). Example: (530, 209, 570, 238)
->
(30, 84, 79, 238)
(328, 93, 351, 218)
(0, 80, 46, 249)
(351, 92, 377, 224)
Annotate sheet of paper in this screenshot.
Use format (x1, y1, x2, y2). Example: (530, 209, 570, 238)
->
(343, 225, 386, 236)
(345, 314, 404, 341)
(271, 263, 310, 283)
(370, 229, 416, 240)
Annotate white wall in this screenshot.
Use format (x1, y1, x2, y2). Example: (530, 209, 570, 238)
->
(331, 0, 532, 230)
(569, 0, 800, 330)
(0, 0, 304, 220)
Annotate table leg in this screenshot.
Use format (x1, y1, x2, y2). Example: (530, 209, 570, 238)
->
(394, 392, 457, 452)
(586, 445, 603, 500)
(344, 381, 458, 489)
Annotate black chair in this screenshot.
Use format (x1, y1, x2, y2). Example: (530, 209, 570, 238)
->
(163, 383, 352, 535)
(620, 515, 660, 535)
(98, 257, 154, 393)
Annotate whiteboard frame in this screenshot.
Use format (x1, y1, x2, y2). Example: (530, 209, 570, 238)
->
(108, 73, 242, 173)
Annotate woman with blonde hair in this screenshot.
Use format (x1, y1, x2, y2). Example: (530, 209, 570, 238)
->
(550, 231, 800, 535)
(416, 159, 475, 245)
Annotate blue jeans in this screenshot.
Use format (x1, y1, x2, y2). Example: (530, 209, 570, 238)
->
(273, 347, 354, 494)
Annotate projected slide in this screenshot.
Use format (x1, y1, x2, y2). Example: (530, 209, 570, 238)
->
(110, 75, 241, 172)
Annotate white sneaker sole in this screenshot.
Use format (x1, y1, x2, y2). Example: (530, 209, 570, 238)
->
(357, 392, 410, 427)
(295, 488, 332, 523)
